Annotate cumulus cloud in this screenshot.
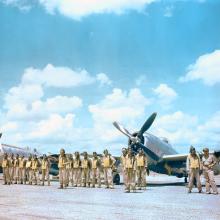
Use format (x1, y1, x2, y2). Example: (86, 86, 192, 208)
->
(89, 88, 151, 142)
(96, 73, 112, 86)
(153, 111, 220, 151)
(135, 75, 148, 86)
(179, 50, 220, 86)
(22, 64, 95, 88)
(38, 0, 156, 20)
(1, 0, 156, 20)
(153, 83, 177, 106)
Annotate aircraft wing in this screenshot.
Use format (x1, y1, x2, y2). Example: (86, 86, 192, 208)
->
(162, 153, 188, 162)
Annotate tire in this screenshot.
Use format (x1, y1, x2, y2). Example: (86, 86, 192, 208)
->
(113, 173, 120, 185)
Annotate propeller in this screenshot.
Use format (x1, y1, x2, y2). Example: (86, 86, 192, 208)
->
(113, 112, 157, 146)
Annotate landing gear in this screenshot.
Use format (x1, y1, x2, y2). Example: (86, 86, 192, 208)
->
(184, 176, 187, 183)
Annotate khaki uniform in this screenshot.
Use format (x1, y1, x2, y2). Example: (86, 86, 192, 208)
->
(81, 159, 91, 187)
(102, 155, 115, 188)
(2, 158, 10, 184)
(32, 159, 39, 185)
(91, 158, 101, 187)
(58, 155, 67, 187)
(41, 159, 50, 186)
(14, 158, 19, 183)
(186, 154, 202, 192)
(19, 158, 26, 184)
(136, 155, 147, 188)
(121, 155, 127, 187)
(73, 159, 81, 187)
(202, 155, 218, 194)
(65, 159, 73, 186)
(8, 157, 14, 184)
(25, 160, 32, 184)
(125, 156, 136, 191)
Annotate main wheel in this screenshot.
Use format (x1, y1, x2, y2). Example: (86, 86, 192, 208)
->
(113, 173, 120, 185)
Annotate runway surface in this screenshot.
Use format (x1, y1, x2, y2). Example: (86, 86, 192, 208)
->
(0, 178, 220, 220)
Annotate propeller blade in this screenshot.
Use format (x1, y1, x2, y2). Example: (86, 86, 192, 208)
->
(138, 112, 157, 136)
(113, 121, 133, 139)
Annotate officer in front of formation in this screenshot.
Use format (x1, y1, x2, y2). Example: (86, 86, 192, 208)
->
(58, 148, 67, 189)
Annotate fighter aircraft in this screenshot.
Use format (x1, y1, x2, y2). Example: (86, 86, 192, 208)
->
(113, 113, 220, 182)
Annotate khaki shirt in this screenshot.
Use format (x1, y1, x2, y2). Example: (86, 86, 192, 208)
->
(202, 155, 216, 171)
(58, 155, 66, 168)
(125, 157, 135, 169)
(136, 155, 147, 167)
(2, 159, 9, 168)
(73, 159, 81, 168)
(186, 154, 200, 170)
(102, 155, 115, 168)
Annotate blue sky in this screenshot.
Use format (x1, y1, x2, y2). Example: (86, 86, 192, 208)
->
(0, 0, 220, 154)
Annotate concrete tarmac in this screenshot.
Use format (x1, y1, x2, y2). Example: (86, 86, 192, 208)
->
(0, 180, 220, 220)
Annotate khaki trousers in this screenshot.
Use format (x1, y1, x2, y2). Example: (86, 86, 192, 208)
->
(14, 167, 19, 183)
(42, 169, 50, 185)
(103, 167, 113, 188)
(32, 169, 39, 185)
(73, 168, 81, 186)
(136, 166, 146, 187)
(59, 168, 66, 186)
(126, 168, 136, 190)
(3, 167, 10, 184)
(91, 168, 101, 187)
(9, 167, 14, 183)
(19, 168, 26, 183)
(203, 170, 218, 193)
(122, 168, 128, 187)
(188, 168, 202, 191)
(82, 168, 90, 186)
(66, 168, 73, 186)
(26, 168, 32, 184)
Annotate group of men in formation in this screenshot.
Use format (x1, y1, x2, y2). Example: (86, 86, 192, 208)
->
(1, 146, 219, 194)
(1, 147, 148, 192)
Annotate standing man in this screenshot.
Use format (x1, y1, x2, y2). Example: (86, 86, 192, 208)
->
(136, 148, 148, 190)
(65, 154, 73, 187)
(91, 152, 101, 188)
(125, 149, 136, 192)
(31, 155, 40, 185)
(8, 153, 14, 184)
(81, 152, 91, 187)
(102, 149, 115, 189)
(41, 154, 51, 186)
(186, 146, 202, 193)
(14, 154, 19, 184)
(121, 148, 128, 188)
(58, 148, 67, 189)
(26, 155, 32, 184)
(19, 155, 26, 184)
(1, 153, 10, 185)
(73, 151, 81, 187)
(202, 148, 218, 195)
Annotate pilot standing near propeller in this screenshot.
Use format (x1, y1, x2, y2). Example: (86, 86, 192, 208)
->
(136, 148, 148, 190)
(26, 155, 32, 184)
(19, 155, 26, 184)
(65, 154, 73, 187)
(121, 148, 128, 188)
(125, 148, 136, 192)
(202, 148, 218, 195)
(32, 155, 40, 185)
(102, 149, 115, 189)
(186, 146, 202, 193)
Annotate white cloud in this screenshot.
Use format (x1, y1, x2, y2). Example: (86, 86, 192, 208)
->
(22, 64, 95, 88)
(89, 88, 151, 142)
(153, 83, 177, 106)
(153, 111, 220, 151)
(179, 50, 220, 86)
(38, 0, 156, 20)
(96, 73, 112, 86)
(29, 113, 75, 139)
